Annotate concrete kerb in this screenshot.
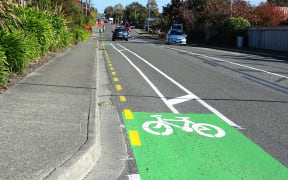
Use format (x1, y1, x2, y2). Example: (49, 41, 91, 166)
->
(44, 34, 102, 180)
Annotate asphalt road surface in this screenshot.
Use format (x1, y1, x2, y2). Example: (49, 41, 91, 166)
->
(85, 24, 288, 180)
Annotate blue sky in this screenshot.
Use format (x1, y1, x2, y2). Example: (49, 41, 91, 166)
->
(92, 0, 266, 13)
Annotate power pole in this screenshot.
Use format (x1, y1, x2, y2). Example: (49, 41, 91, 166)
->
(148, 5, 151, 33)
(85, 0, 88, 15)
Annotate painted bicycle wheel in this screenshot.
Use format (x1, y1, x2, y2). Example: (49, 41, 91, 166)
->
(142, 121, 173, 136)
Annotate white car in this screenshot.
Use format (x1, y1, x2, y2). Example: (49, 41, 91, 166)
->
(166, 29, 187, 45)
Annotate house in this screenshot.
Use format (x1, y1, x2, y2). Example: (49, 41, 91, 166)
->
(278, 7, 288, 20)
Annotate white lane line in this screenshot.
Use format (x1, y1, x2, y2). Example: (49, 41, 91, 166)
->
(111, 44, 179, 113)
(167, 94, 197, 105)
(165, 46, 288, 79)
(130, 40, 149, 43)
(116, 44, 242, 129)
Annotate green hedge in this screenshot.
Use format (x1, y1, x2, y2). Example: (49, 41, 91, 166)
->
(0, 46, 9, 86)
(0, 30, 27, 73)
(0, 5, 91, 86)
(73, 29, 90, 42)
(225, 17, 251, 36)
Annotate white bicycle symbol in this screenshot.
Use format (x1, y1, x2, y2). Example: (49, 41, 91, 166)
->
(142, 115, 225, 138)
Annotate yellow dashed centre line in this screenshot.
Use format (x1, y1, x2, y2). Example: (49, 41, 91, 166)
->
(124, 109, 134, 119)
(108, 61, 111, 63)
(112, 72, 116, 76)
(120, 96, 126, 102)
(110, 67, 114, 71)
(129, 131, 142, 146)
(114, 77, 119, 82)
(109, 64, 112, 67)
(116, 84, 122, 91)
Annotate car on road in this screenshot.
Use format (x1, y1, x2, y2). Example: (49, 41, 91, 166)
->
(112, 28, 129, 41)
(166, 29, 187, 45)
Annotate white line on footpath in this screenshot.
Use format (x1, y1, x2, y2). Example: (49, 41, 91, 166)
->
(165, 46, 288, 79)
(113, 43, 242, 129)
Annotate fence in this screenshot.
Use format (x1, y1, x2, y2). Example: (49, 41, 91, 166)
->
(248, 27, 288, 52)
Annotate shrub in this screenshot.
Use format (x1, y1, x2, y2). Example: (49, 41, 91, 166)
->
(73, 29, 90, 42)
(225, 17, 251, 36)
(0, 46, 9, 86)
(0, 30, 27, 74)
(20, 8, 55, 56)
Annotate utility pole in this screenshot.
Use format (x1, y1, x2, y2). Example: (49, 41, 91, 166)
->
(148, 4, 150, 33)
(230, 0, 233, 17)
(85, 0, 88, 15)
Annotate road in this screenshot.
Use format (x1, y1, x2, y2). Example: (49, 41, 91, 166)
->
(85, 24, 288, 179)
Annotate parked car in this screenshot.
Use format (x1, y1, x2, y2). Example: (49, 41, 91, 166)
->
(112, 28, 129, 41)
(166, 29, 187, 45)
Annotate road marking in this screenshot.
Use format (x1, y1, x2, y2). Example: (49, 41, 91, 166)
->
(110, 67, 114, 71)
(116, 84, 122, 91)
(112, 72, 116, 76)
(114, 44, 241, 129)
(108, 61, 111, 63)
(123, 112, 288, 179)
(124, 109, 134, 119)
(111, 44, 178, 113)
(128, 174, 141, 180)
(114, 77, 119, 82)
(120, 96, 126, 101)
(109, 64, 112, 67)
(165, 46, 288, 79)
(129, 130, 142, 146)
(167, 94, 196, 105)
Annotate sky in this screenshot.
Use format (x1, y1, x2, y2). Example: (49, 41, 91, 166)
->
(92, 0, 266, 13)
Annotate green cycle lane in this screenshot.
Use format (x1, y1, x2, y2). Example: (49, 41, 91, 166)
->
(122, 111, 288, 180)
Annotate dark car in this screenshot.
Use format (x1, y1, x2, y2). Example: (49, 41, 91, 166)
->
(112, 28, 129, 41)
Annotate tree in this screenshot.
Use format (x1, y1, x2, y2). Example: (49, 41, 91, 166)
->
(203, 0, 230, 29)
(104, 6, 113, 19)
(147, 0, 159, 17)
(187, 0, 207, 10)
(124, 2, 147, 28)
(268, 0, 288, 7)
(255, 2, 286, 26)
(232, 0, 258, 26)
(113, 4, 124, 24)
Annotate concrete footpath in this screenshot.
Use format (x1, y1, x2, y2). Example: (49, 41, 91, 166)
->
(0, 33, 100, 179)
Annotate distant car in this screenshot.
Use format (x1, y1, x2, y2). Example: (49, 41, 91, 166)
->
(112, 28, 129, 41)
(166, 29, 187, 45)
(104, 20, 109, 23)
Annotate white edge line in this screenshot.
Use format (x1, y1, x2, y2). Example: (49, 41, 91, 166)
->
(118, 44, 193, 95)
(116, 44, 242, 129)
(111, 44, 179, 113)
(166, 47, 288, 79)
